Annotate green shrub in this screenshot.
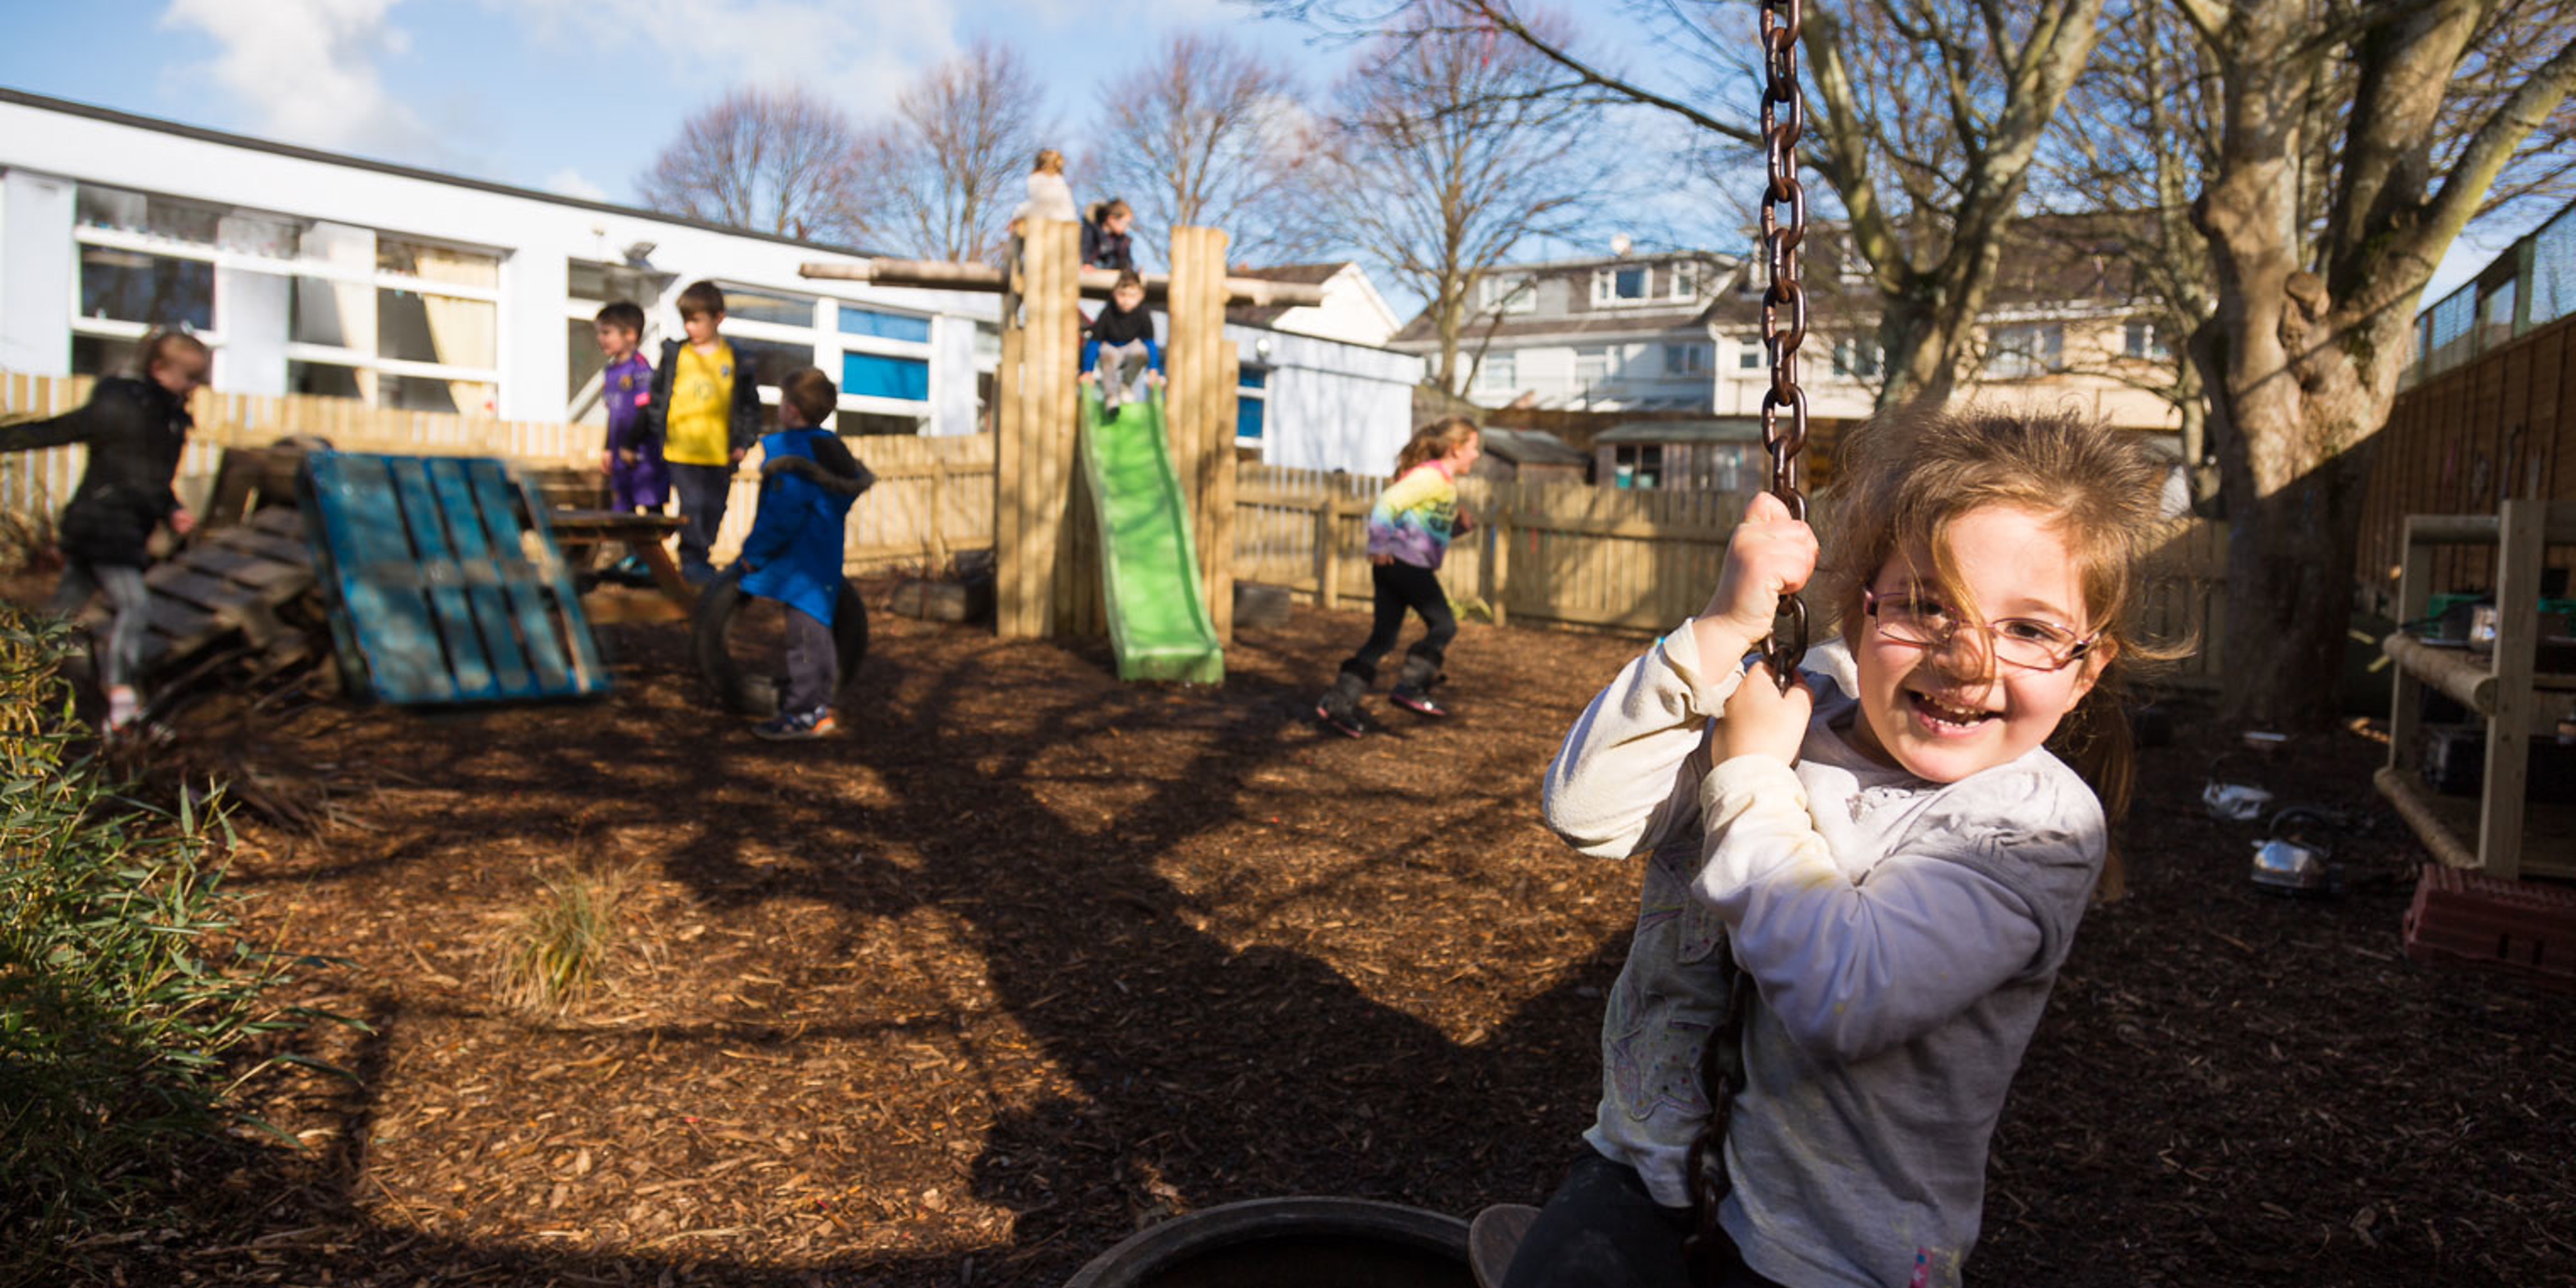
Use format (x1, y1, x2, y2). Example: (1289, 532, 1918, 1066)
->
(0, 609, 301, 1241)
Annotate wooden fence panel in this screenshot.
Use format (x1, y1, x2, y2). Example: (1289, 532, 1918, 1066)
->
(8, 370, 2228, 676)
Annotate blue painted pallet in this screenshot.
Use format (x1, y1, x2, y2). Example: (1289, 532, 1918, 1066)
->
(298, 451, 610, 705)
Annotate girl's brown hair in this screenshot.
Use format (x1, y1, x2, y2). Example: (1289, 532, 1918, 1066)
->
(1034, 148, 1065, 174)
(1396, 416, 1479, 475)
(1818, 404, 2186, 825)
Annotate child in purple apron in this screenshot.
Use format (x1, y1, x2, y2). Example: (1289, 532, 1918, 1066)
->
(594, 301, 665, 512)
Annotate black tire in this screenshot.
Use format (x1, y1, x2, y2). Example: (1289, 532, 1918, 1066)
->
(691, 566, 869, 716)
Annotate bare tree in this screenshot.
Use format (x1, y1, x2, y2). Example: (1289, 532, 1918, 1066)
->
(1085, 32, 1327, 267)
(636, 86, 869, 244)
(1280, 0, 2110, 409)
(862, 39, 1052, 263)
(2176, 0, 2576, 726)
(1318, 12, 1622, 396)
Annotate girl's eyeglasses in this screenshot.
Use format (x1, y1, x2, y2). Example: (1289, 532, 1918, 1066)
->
(1862, 589, 2098, 672)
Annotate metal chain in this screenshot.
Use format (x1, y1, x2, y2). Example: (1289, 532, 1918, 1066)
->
(1756, 0, 1810, 695)
(1685, 3, 1806, 1278)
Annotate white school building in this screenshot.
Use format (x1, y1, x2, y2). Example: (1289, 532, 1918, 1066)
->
(0, 88, 1422, 471)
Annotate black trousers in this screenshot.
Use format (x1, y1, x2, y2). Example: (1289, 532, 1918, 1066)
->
(670, 462, 733, 578)
(1337, 559, 1455, 684)
(1499, 1151, 1785, 1288)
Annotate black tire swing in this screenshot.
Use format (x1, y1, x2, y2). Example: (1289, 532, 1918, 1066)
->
(690, 565, 870, 716)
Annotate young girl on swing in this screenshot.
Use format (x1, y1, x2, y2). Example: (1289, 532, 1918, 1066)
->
(1513, 407, 2171, 1288)
(1313, 416, 1479, 737)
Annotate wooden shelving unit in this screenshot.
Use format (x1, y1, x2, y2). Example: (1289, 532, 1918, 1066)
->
(2378, 498, 2576, 880)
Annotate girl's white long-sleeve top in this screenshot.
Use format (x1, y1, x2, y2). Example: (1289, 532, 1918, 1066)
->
(1540, 625, 2106, 1288)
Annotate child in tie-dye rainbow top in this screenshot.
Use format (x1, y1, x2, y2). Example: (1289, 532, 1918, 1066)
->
(1313, 417, 1482, 737)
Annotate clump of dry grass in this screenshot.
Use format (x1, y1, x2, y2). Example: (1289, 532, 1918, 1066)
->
(494, 866, 630, 1014)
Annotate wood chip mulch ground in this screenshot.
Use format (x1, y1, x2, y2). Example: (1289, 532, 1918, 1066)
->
(32, 585, 2576, 1287)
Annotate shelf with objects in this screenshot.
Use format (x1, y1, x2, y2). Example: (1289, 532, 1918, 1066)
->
(2375, 497, 2576, 882)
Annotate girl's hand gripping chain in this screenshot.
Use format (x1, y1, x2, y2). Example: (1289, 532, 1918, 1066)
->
(1696, 491, 1817, 764)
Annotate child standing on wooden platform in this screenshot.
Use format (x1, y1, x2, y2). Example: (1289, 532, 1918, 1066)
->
(594, 301, 663, 515)
(734, 368, 874, 741)
(1510, 408, 2172, 1288)
(642, 280, 761, 587)
(1312, 417, 1479, 737)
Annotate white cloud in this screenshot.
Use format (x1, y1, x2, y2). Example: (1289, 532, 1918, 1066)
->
(497, 0, 955, 117)
(544, 168, 612, 202)
(160, 0, 449, 161)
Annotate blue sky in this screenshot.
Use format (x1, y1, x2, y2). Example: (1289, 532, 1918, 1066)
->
(0, 0, 1329, 209)
(0, 0, 2523, 305)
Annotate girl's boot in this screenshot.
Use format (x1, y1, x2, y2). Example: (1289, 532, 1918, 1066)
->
(1314, 670, 1369, 737)
(1390, 654, 1449, 717)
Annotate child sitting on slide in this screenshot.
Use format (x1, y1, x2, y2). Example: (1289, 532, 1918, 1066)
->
(1079, 270, 1162, 415)
(734, 368, 875, 741)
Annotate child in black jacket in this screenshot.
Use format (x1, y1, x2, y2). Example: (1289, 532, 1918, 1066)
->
(0, 331, 210, 731)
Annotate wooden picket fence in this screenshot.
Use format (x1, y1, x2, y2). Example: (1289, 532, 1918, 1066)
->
(1, 372, 2219, 684)
(0, 372, 994, 574)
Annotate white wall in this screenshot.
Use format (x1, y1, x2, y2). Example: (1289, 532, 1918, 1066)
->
(1235, 323, 1425, 475)
(0, 168, 73, 376)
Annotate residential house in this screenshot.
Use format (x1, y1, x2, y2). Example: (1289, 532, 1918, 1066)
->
(1229, 262, 1403, 348)
(1706, 219, 2186, 447)
(1387, 247, 1741, 412)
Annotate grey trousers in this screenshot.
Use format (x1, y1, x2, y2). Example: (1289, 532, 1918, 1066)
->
(670, 462, 734, 580)
(1096, 341, 1151, 410)
(53, 560, 149, 690)
(781, 605, 838, 714)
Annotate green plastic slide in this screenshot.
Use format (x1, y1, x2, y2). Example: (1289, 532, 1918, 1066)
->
(1077, 386, 1224, 683)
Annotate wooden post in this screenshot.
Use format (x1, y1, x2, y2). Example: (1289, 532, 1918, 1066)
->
(2481, 498, 2541, 878)
(994, 224, 1082, 638)
(1166, 225, 1233, 632)
(2387, 516, 2434, 790)
(1316, 497, 1341, 611)
(927, 454, 950, 571)
(1212, 343, 1240, 643)
(1489, 500, 1513, 629)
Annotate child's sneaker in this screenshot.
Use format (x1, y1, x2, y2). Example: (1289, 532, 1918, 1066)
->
(102, 685, 142, 734)
(754, 706, 838, 740)
(1314, 696, 1367, 738)
(1390, 684, 1450, 717)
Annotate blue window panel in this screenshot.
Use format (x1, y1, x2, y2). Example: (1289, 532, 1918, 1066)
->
(1236, 395, 1265, 442)
(1238, 365, 1267, 390)
(840, 307, 933, 343)
(843, 350, 931, 401)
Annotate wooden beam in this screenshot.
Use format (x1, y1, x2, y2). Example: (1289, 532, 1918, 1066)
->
(2382, 632, 2496, 716)
(799, 258, 1325, 308)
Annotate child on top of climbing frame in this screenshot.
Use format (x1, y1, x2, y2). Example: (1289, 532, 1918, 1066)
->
(734, 368, 875, 741)
(1079, 270, 1162, 415)
(1506, 406, 2177, 1288)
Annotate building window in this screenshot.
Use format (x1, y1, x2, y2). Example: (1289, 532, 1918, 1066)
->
(1663, 343, 1710, 375)
(721, 287, 819, 328)
(1986, 322, 2064, 377)
(70, 335, 144, 378)
(2124, 319, 2170, 360)
(79, 247, 214, 332)
(842, 350, 931, 401)
(840, 306, 934, 343)
(1237, 364, 1267, 446)
(565, 261, 672, 409)
(1738, 336, 1761, 370)
(1472, 348, 1517, 396)
(283, 232, 501, 415)
(1593, 267, 1652, 306)
(1830, 336, 1880, 379)
(1477, 275, 1536, 315)
(1667, 263, 1698, 300)
(1613, 443, 1663, 489)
